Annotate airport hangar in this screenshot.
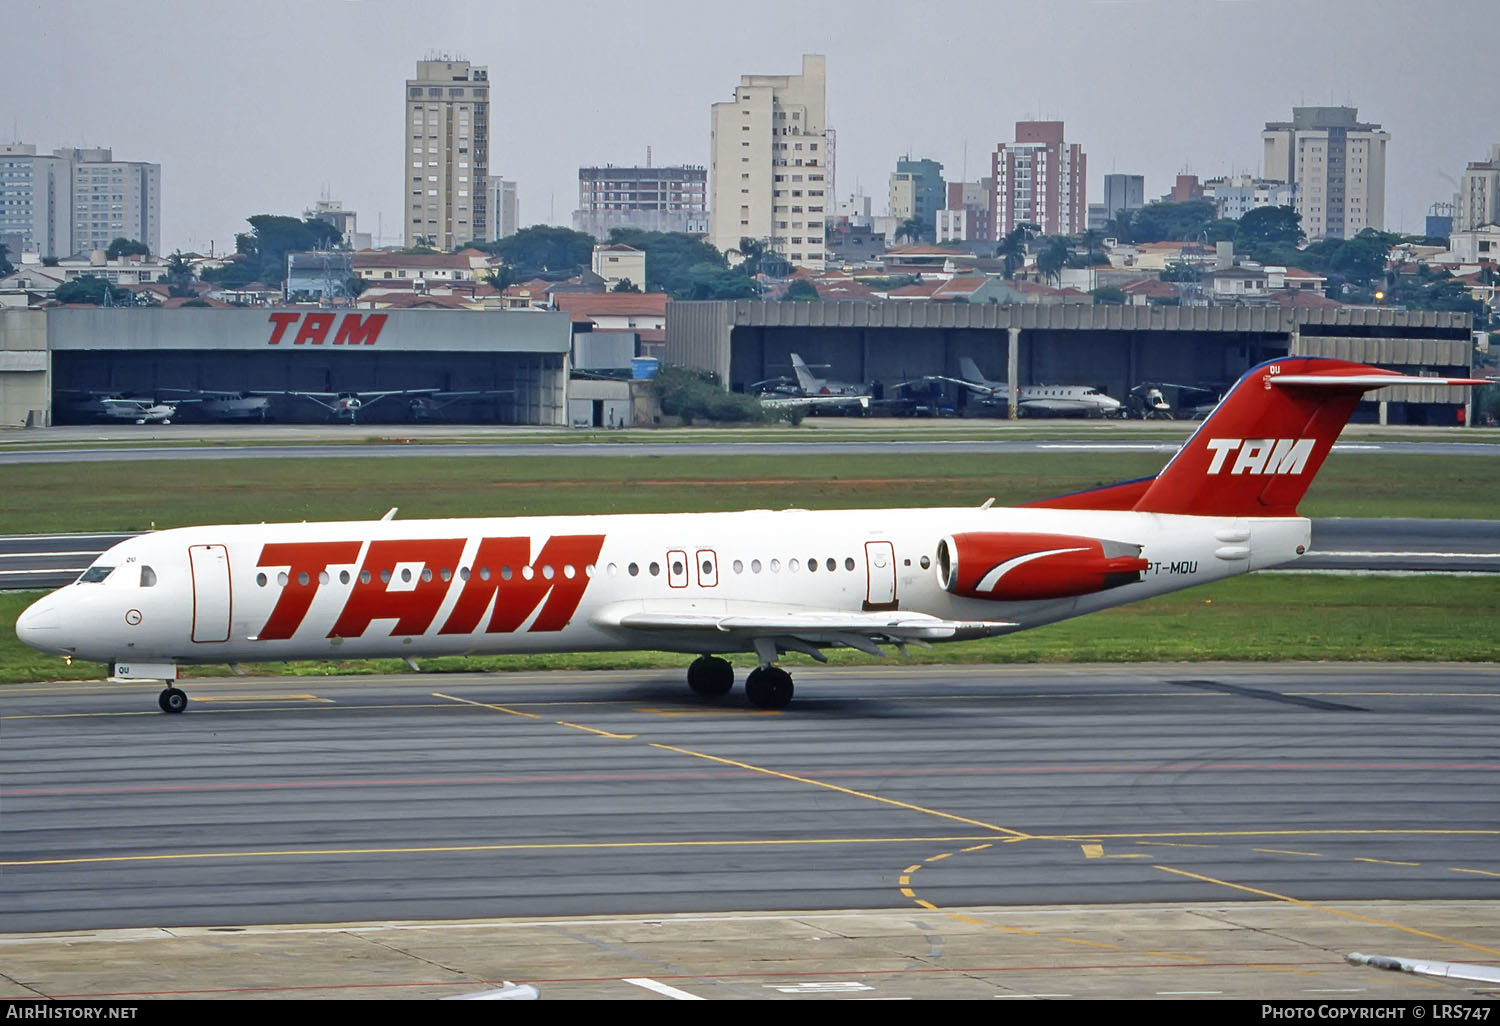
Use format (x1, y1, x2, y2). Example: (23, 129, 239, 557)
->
(664, 301, 1479, 424)
(0, 306, 572, 427)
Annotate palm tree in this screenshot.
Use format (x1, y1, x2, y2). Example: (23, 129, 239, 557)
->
(896, 217, 926, 246)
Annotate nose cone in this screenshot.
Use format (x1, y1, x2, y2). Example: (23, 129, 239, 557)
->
(15, 595, 63, 653)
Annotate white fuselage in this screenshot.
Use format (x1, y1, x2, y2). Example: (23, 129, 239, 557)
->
(18, 506, 1307, 667)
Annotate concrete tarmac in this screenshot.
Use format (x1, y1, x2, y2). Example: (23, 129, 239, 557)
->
(3, 664, 1498, 1000)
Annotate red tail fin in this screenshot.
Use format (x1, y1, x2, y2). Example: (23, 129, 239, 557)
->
(1130, 358, 1485, 518)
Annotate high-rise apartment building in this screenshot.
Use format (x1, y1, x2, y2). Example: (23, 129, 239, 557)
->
(0, 144, 72, 258)
(404, 58, 489, 250)
(0, 144, 159, 258)
(1262, 106, 1387, 241)
(573, 165, 706, 240)
(888, 157, 945, 240)
(66, 149, 161, 257)
(709, 54, 828, 269)
(1102, 173, 1144, 223)
(487, 176, 519, 240)
(1454, 144, 1500, 234)
(991, 122, 1085, 238)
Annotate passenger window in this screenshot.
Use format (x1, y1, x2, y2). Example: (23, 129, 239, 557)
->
(139, 566, 157, 587)
(649, 562, 661, 576)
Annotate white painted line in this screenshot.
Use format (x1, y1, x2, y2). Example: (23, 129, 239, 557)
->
(1312, 551, 1500, 559)
(1039, 443, 1176, 451)
(1158, 990, 1223, 995)
(624, 977, 706, 1000)
(995, 993, 1073, 999)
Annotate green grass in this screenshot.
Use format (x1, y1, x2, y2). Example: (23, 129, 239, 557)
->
(4, 574, 1497, 685)
(3, 450, 1499, 533)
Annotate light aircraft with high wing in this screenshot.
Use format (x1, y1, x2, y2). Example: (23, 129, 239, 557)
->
(16, 357, 1486, 714)
(162, 389, 272, 422)
(253, 388, 509, 424)
(932, 357, 1124, 417)
(61, 391, 177, 425)
(755, 353, 872, 413)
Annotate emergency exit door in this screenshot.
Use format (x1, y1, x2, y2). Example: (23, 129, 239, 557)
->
(864, 540, 897, 610)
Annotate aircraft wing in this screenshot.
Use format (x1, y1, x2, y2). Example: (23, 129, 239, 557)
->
(758, 394, 871, 411)
(594, 600, 1014, 658)
(916, 373, 1005, 397)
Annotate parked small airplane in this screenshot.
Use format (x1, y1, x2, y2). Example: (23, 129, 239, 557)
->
(1125, 382, 1224, 421)
(16, 357, 1486, 715)
(61, 391, 177, 425)
(928, 357, 1123, 417)
(162, 390, 272, 422)
(254, 388, 509, 424)
(253, 389, 441, 424)
(755, 353, 872, 413)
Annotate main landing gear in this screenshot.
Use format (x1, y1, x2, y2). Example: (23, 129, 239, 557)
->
(158, 686, 188, 714)
(684, 655, 795, 710)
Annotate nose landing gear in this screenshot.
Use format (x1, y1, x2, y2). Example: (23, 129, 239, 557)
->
(158, 686, 188, 714)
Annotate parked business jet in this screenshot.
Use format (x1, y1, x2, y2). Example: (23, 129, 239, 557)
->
(16, 358, 1485, 714)
(936, 357, 1123, 417)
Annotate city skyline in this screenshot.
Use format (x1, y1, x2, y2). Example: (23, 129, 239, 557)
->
(8, 0, 1492, 256)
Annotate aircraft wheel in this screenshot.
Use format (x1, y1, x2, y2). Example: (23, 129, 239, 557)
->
(687, 655, 734, 697)
(745, 666, 794, 709)
(158, 687, 188, 714)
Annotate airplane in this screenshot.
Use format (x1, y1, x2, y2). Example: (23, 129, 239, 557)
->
(253, 388, 510, 424)
(15, 356, 1487, 715)
(161, 389, 272, 422)
(1124, 382, 1224, 421)
(252, 388, 442, 425)
(61, 391, 177, 425)
(927, 357, 1124, 417)
(755, 353, 873, 413)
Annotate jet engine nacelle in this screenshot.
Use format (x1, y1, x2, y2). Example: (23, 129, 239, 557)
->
(935, 532, 1148, 601)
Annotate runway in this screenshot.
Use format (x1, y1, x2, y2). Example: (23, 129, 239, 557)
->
(2, 663, 1497, 999)
(3, 437, 1497, 465)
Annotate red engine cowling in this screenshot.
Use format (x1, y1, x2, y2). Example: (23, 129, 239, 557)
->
(935, 532, 1148, 601)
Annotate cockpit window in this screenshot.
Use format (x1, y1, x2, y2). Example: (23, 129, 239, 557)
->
(78, 565, 115, 584)
(140, 566, 157, 588)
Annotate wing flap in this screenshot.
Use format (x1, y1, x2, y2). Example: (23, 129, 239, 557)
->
(596, 601, 1014, 643)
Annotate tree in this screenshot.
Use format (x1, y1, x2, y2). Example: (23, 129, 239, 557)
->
(650, 364, 770, 424)
(53, 274, 130, 306)
(611, 278, 641, 293)
(1235, 205, 1304, 250)
(1035, 237, 1070, 285)
(201, 214, 342, 287)
(164, 250, 196, 297)
(1091, 285, 1127, 305)
(607, 229, 745, 297)
(895, 217, 926, 245)
(484, 225, 596, 280)
(782, 280, 819, 301)
(1114, 199, 1217, 244)
(998, 223, 1036, 279)
(0, 239, 12, 276)
(106, 237, 150, 260)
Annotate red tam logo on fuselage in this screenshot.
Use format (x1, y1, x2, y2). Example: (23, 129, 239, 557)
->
(253, 534, 606, 641)
(267, 312, 388, 346)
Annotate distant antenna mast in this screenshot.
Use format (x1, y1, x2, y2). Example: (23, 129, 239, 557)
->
(646, 145, 652, 168)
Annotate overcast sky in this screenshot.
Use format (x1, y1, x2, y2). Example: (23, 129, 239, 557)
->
(10, 0, 1493, 254)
